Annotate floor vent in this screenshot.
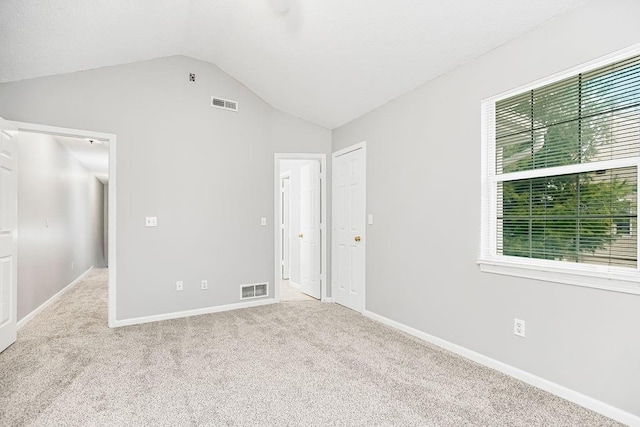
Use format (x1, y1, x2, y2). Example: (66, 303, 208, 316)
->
(240, 283, 269, 299)
(211, 96, 238, 112)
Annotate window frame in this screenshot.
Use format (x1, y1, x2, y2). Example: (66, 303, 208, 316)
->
(479, 44, 640, 295)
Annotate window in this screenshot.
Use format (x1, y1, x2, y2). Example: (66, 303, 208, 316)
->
(480, 48, 640, 294)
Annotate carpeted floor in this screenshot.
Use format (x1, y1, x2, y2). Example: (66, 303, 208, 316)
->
(0, 268, 620, 426)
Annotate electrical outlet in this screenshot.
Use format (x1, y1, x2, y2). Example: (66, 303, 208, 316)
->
(201, 280, 208, 290)
(146, 217, 158, 227)
(176, 281, 183, 292)
(261, 217, 267, 226)
(514, 318, 526, 337)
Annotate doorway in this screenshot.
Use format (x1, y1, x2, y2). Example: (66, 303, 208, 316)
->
(274, 154, 327, 302)
(12, 121, 116, 330)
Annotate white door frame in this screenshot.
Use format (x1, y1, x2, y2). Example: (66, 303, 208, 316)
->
(331, 141, 367, 313)
(274, 153, 327, 302)
(12, 121, 117, 327)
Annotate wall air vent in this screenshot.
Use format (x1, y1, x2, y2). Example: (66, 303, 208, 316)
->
(240, 283, 269, 299)
(211, 96, 238, 112)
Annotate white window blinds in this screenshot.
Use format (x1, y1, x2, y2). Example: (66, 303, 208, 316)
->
(486, 53, 640, 271)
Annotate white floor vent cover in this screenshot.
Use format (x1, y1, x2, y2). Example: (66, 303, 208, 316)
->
(211, 96, 238, 112)
(240, 283, 268, 299)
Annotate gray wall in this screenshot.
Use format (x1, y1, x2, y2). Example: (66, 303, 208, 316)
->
(0, 55, 331, 320)
(332, 0, 640, 416)
(18, 132, 105, 320)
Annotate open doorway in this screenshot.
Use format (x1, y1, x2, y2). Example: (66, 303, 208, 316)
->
(13, 122, 116, 327)
(274, 154, 327, 303)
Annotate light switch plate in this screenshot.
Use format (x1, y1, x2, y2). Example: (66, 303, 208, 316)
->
(368, 214, 374, 225)
(261, 217, 267, 226)
(146, 217, 158, 227)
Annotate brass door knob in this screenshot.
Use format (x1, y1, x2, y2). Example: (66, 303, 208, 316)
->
(355, 236, 361, 242)
(298, 233, 304, 238)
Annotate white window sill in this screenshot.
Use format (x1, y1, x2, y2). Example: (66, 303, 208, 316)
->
(477, 258, 640, 295)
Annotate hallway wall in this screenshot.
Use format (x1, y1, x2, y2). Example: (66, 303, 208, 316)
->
(17, 132, 106, 321)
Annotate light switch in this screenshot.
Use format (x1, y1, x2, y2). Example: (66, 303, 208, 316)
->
(146, 217, 158, 227)
(368, 214, 374, 225)
(261, 217, 267, 226)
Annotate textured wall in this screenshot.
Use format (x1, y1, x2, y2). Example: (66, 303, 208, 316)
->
(17, 132, 105, 320)
(0, 55, 331, 321)
(332, 0, 640, 417)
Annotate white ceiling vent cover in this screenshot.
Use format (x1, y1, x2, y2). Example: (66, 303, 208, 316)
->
(240, 283, 268, 299)
(211, 96, 238, 112)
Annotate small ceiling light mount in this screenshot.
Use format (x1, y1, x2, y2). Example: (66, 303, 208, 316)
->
(85, 138, 102, 145)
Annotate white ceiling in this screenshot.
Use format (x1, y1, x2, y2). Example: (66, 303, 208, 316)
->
(55, 136, 109, 184)
(0, 0, 590, 129)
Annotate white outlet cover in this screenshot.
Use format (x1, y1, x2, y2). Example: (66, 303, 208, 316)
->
(146, 216, 158, 227)
(514, 318, 526, 337)
(201, 280, 208, 290)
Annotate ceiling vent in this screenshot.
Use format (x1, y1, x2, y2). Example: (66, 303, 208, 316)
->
(240, 283, 268, 300)
(211, 96, 238, 112)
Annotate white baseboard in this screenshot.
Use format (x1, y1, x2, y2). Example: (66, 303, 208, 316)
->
(288, 280, 302, 289)
(111, 298, 278, 328)
(18, 266, 94, 330)
(364, 310, 640, 427)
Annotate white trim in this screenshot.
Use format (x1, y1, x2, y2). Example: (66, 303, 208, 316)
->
(495, 157, 640, 183)
(11, 121, 118, 328)
(364, 309, 640, 427)
(274, 153, 328, 303)
(17, 267, 94, 329)
(478, 259, 640, 295)
(111, 298, 277, 328)
(332, 141, 366, 158)
(331, 141, 367, 313)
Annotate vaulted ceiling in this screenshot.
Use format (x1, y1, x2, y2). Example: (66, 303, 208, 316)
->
(0, 0, 589, 129)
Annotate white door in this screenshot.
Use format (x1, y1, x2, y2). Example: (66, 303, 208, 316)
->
(299, 161, 320, 299)
(281, 175, 291, 280)
(0, 117, 18, 353)
(332, 143, 366, 312)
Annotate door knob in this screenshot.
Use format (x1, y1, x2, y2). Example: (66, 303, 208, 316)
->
(355, 236, 361, 242)
(298, 233, 304, 238)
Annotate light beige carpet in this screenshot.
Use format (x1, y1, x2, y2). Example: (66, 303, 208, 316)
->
(0, 268, 620, 426)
